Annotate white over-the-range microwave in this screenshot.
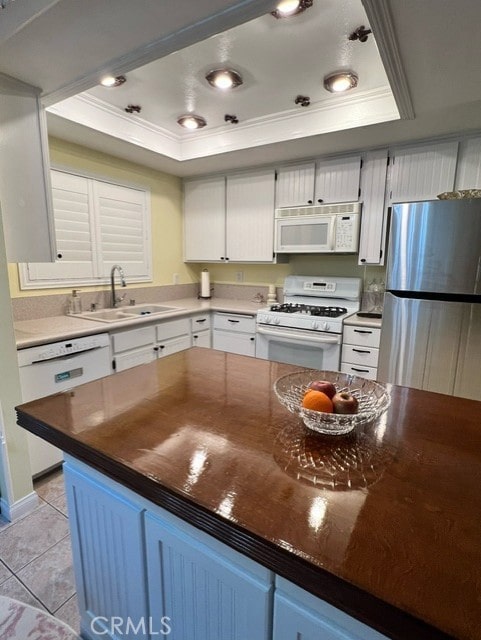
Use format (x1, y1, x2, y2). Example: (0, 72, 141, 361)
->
(274, 202, 361, 254)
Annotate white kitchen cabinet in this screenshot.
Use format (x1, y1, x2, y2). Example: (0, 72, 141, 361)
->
(341, 324, 381, 380)
(0, 74, 55, 262)
(184, 176, 226, 261)
(275, 162, 316, 207)
(111, 325, 156, 372)
(155, 317, 191, 358)
(358, 149, 389, 265)
(388, 140, 458, 203)
(212, 312, 256, 356)
(184, 170, 276, 263)
(455, 137, 481, 189)
(314, 154, 361, 204)
(191, 313, 211, 348)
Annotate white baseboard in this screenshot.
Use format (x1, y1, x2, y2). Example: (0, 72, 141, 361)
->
(0, 490, 39, 523)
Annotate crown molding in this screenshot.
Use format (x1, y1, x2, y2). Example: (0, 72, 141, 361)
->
(362, 0, 415, 120)
(48, 87, 399, 162)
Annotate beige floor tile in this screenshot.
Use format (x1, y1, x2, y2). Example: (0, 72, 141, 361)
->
(0, 575, 46, 610)
(16, 535, 75, 613)
(55, 594, 80, 633)
(0, 561, 12, 585)
(34, 468, 65, 503)
(0, 503, 69, 572)
(50, 493, 69, 517)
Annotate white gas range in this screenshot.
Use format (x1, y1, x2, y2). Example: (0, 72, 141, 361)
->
(255, 275, 362, 369)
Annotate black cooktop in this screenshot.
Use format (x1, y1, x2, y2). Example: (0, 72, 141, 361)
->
(269, 303, 348, 318)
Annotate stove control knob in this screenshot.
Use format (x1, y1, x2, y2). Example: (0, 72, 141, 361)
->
(273, 317, 281, 325)
(265, 316, 271, 324)
(322, 322, 330, 331)
(311, 320, 319, 330)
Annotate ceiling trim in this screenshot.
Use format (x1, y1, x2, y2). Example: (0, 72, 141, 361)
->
(362, 0, 415, 120)
(42, 0, 277, 107)
(48, 87, 400, 162)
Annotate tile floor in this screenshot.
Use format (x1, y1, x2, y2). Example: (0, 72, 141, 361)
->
(0, 466, 80, 632)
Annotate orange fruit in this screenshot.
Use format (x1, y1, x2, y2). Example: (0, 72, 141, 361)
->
(302, 389, 334, 413)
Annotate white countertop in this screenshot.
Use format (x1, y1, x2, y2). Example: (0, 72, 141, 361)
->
(15, 297, 265, 349)
(343, 312, 383, 329)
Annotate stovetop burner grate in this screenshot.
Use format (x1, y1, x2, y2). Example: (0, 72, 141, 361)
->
(269, 303, 348, 318)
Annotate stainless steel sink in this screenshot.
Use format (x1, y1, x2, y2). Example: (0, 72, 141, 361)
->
(76, 304, 182, 323)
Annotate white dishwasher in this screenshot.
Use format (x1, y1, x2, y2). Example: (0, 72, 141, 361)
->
(18, 333, 111, 477)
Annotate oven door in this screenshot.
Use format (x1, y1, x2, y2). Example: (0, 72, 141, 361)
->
(256, 325, 341, 369)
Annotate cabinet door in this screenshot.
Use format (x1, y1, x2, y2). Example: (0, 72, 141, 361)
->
(192, 329, 211, 348)
(455, 137, 481, 189)
(389, 141, 458, 203)
(145, 510, 272, 640)
(226, 169, 276, 262)
(273, 578, 388, 640)
(314, 154, 361, 204)
(184, 176, 225, 261)
(358, 149, 388, 265)
(115, 346, 156, 372)
(64, 461, 148, 640)
(213, 330, 256, 356)
(275, 163, 315, 207)
(0, 78, 55, 262)
(157, 334, 191, 357)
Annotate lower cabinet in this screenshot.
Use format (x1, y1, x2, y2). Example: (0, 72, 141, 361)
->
(340, 324, 381, 380)
(64, 457, 388, 640)
(212, 312, 256, 356)
(191, 313, 212, 348)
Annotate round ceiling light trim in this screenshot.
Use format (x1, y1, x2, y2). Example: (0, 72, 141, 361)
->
(205, 68, 243, 90)
(177, 114, 207, 130)
(323, 71, 359, 93)
(271, 0, 313, 19)
(100, 75, 126, 88)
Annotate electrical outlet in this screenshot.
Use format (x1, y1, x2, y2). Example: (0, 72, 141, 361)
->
(235, 271, 244, 283)
(173, 273, 179, 285)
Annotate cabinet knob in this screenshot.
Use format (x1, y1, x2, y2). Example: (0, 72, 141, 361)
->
(220, 256, 225, 260)
(307, 200, 313, 204)
(317, 198, 323, 203)
(250, 337, 255, 341)
(225, 257, 229, 261)
(360, 258, 366, 263)
(159, 345, 165, 350)
(57, 253, 63, 259)
(193, 335, 198, 339)
(153, 346, 159, 352)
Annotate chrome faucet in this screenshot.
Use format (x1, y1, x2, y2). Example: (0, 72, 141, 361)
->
(110, 264, 127, 308)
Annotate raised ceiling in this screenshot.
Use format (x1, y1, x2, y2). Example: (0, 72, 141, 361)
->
(2, 0, 481, 177)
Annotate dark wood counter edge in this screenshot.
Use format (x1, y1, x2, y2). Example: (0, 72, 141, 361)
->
(16, 409, 456, 640)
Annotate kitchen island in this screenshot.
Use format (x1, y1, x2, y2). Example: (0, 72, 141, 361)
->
(16, 348, 481, 640)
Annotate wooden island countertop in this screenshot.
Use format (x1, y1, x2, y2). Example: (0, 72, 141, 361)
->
(16, 348, 481, 640)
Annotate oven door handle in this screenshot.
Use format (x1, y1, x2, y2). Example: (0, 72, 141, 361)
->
(256, 326, 341, 345)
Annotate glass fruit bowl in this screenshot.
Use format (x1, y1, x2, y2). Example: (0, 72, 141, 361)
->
(274, 370, 390, 436)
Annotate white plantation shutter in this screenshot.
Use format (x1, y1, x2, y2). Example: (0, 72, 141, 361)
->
(93, 181, 149, 279)
(20, 170, 151, 288)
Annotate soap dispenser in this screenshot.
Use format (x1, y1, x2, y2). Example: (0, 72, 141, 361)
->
(67, 289, 82, 315)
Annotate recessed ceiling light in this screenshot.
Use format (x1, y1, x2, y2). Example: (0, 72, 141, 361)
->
(271, 0, 313, 18)
(323, 71, 358, 93)
(177, 114, 207, 130)
(205, 68, 243, 90)
(100, 75, 126, 88)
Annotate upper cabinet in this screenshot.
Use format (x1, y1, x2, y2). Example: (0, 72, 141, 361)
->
(358, 149, 389, 266)
(275, 163, 315, 207)
(455, 137, 481, 189)
(388, 140, 458, 203)
(275, 155, 361, 208)
(314, 154, 361, 204)
(184, 169, 277, 263)
(0, 74, 55, 262)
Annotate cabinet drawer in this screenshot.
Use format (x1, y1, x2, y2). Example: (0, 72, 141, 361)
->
(342, 344, 379, 368)
(111, 325, 155, 353)
(157, 334, 191, 357)
(115, 346, 156, 372)
(191, 313, 211, 331)
(156, 317, 190, 341)
(340, 362, 378, 380)
(343, 325, 381, 348)
(213, 312, 256, 333)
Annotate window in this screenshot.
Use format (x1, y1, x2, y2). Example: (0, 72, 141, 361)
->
(19, 169, 151, 289)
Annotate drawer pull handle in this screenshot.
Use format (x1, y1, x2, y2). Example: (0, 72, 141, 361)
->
(353, 329, 372, 334)
(352, 348, 371, 354)
(195, 319, 207, 323)
(228, 319, 240, 323)
(350, 367, 370, 373)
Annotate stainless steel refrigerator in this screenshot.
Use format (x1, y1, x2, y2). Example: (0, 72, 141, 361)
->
(378, 199, 481, 400)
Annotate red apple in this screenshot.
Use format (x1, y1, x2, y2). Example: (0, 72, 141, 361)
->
(332, 391, 359, 415)
(308, 379, 337, 399)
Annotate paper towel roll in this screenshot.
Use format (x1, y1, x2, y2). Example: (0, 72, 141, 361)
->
(200, 269, 211, 298)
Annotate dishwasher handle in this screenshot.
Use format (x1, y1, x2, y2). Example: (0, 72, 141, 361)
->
(29, 345, 107, 365)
